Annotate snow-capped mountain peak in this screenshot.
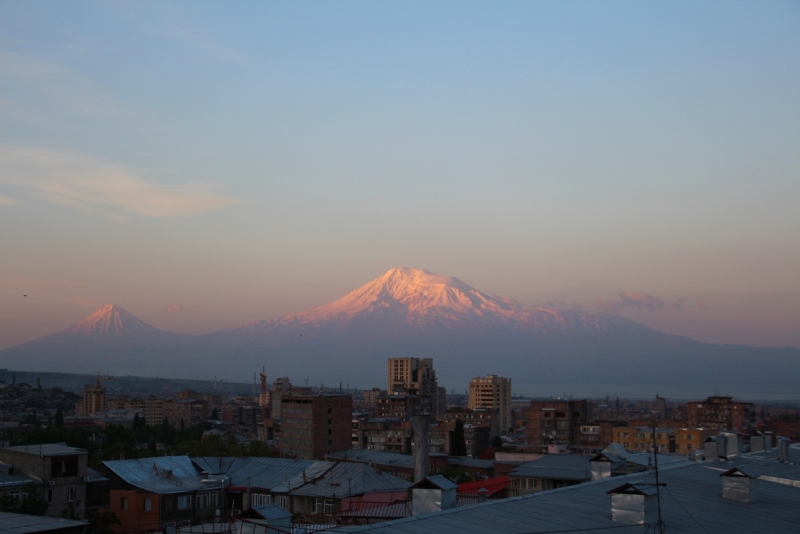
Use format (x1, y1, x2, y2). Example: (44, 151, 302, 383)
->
(66, 304, 161, 338)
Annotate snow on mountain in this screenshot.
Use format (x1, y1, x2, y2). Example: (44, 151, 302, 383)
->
(227, 267, 656, 338)
(66, 304, 166, 338)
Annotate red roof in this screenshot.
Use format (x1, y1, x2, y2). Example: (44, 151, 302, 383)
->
(457, 475, 510, 496)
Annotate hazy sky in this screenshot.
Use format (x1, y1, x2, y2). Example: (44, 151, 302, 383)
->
(2, 1, 799, 351)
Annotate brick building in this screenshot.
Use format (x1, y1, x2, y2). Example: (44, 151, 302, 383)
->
(280, 394, 352, 459)
(164, 399, 208, 428)
(468, 375, 512, 433)
(525, 400, 590, 447)
(686, 396, 755, 433)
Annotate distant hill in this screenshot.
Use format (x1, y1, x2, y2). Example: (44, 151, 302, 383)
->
(2, 268, 798, 398)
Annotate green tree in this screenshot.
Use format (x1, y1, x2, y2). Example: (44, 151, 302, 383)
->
(0, 484, 48, 515)
(450, 420, 467, 457)
(491, 435, 503, 448)
(85, 510, 121, 534)
(54, 409, 64, 429)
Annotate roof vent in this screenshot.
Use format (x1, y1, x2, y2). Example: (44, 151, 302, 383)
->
(721, 467, 758, 503)
(778, 438, 790, 463)
(607, 483, 658, 525)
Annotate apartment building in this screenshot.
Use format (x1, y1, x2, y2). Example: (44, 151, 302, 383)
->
(0, 444, 89, 519)
(164, 399, 208, 428)
(280, 394, 352, 459)
(612, 427, 715, 453)
(525, 400, 590, 447)
(686, 396, 755, 433)
(363, 388, 385, 408)
(468, 375, 511, 433)
(78, 378, 106, 416)
(387, 358, 441, 414)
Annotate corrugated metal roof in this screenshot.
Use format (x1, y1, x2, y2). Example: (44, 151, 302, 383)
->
(336, 459, 800, 533)
(193, 457, 320, 491)
(0, 511, 87, 534)
(267, 461, 333, 494)
(458, 475, 510, 496)
(287, 462, 411, 498)
(102, 456, 220, 495)
(510, 454, 593, 480)
(0, 473, 36, 486)
(412, 476, 458, 491)
(250, 503, 293, 520)
(329, 451, 415, 470)
(2, 444, 87, 456)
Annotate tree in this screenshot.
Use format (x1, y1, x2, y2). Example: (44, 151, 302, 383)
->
(0, 484, 48, 515)
(491, 435, 503, 448)
(450, 420, 467, 457)
(85, 510, 121, 534)
(54, 409, 64, 429)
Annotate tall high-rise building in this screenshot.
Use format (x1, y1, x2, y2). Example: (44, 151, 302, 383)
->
(279, 394, 352, 459)
(387, 358, 441, 414)
(80, 377, 106, 416)
(387, 357, 436, 395)
(468, 375, 512, 432)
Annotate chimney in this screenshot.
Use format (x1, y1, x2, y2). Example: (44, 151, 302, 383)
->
(716, 434, 729, 460)
(721, 467, 758, 503)
(411, 415, 430, 483)
(704, 437, 718, 461)
(607, 484, 658, 525)
(778, 438, 790, 463)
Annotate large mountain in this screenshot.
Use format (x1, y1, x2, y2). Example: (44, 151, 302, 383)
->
(2, 268, 798, 397)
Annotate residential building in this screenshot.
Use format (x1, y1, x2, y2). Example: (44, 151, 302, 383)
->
(375, 394, 430, 419)
(577, 421, 615, 450)
(363, 388, 385, 408)
(387, 358, 440, 414)
(0, 512, 86, 534)
(524, 400, 590, 447)
(164, 399, 208, 428)
(686, 396, 755, 433)
(0, 444, 88, 519)
(468, 375, 511, 433)
(280, 394, 352, 459)
(441, 408, 499, 437)
(79, 377, 106, 416)
(760, 415, 800, 443)
(97, 456, 223, 533)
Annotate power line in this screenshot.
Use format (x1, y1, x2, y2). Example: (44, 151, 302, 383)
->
(663, 487, 711, 534)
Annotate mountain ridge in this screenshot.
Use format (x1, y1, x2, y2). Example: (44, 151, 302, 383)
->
(1, 267, 797, 398)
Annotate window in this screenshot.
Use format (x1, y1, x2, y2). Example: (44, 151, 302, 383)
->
(252, 494, 272, 506)
(47, 489, 53, 504)
(68, 487, 76, 502)
(314, 498, 323, 514)
(328, 419, 332, 424)
(177, 496, 192, 510)
(328, 429, 332, 434)
(121, 497, 129, 510)
(278, 496, 288, 510)
(197, 492, 217, 509)
(9, 490, 20, 502)
(144, 498, 152, 511)
(324, 500, 334, 514)
(51, 456, 79, 478)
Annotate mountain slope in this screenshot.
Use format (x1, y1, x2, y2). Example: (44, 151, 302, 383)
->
(1, 268, 798, 398)
(0, 304, 193, 376)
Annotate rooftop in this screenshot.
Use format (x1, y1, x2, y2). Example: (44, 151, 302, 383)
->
(338, 458, 800, 533)
(1, 444, 87, 457)
(0, 512, 86, 534)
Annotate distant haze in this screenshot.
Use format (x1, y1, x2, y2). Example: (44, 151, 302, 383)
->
(2, 268, 798, 400)
(1, 3, 798, 353)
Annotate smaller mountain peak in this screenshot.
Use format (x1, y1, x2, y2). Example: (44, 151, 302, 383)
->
(66, 304, 155, 338)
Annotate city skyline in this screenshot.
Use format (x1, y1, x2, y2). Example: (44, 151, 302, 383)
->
(2, 2, 799, 352)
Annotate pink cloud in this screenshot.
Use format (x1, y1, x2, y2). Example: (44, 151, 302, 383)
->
(165, 304, 185, 313)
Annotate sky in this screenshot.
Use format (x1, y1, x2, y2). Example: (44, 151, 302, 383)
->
(1, 1, 799, 351)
